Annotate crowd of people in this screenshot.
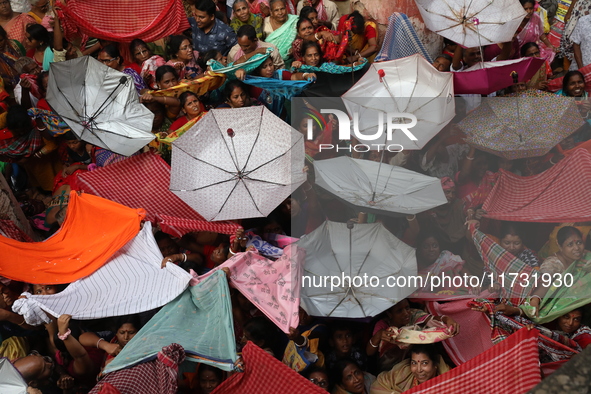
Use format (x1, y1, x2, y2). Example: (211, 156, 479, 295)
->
(1, 0, 591, 393)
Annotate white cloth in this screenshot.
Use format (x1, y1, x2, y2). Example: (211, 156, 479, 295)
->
(0, 358, 27, 394)
(570, 14, 591, 70)
(12, 222, 192, 325)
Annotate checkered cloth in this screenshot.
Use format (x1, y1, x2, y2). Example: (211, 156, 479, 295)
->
(76, 152, 241, 238)
(375, 13, 433, 63)
(58, 0, 189, 42)
(90, 343, 184, 394)
(0, 219, 33, 242)
(211, 342, 327, 394)
(483, 149, 591, 222)
(405, 327, 541, 394)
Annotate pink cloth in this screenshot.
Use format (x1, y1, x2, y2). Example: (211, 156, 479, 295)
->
(516, 13, 555, 63)
(197, 245, 304, 333)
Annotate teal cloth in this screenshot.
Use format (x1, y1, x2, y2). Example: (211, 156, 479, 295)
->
(297, 58, 368, 74)
(208, 48, 272, 79)
(42, 46, 54, 72)
(103, 270, 237, 373)
(265, 14, 298, 60)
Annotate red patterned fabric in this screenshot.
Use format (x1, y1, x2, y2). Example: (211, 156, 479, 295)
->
(76, 152, 241, 238)
(405, 327, 541, 394)
(547, 62, 591, 94)
(483, 149, 591, 222)
(0, 219, 33, 242)
(59, 0, 190, 42)
(211, 342, 326, 394)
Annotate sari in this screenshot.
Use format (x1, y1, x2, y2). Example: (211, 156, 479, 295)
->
(242, 71, 309, 117)
(248, 0, 269, 16)
(338, 16, 378, 63)
(5, 12, 37, 44)
(0, 40, 22, 89)
(140, 55, 166, 90)
(291, 26, 346, 62)
(516, 13, 555, 63)
(370, 356, 450, 394)
(157, 111, 206, 145)
(165, 50, 201, 80)
(264, 14, 297, 60)
(230, 13, 264, 40)
(0, 129, 43, 162)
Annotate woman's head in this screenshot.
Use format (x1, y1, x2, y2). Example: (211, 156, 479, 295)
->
(297, 17, 314, 40)
(233, 0, 251, 23)
(520, 0, 535, 18)
(303, 366, 330, 391)
(440, 176, 456, 203)
(556, 226, 584, 262)
(330, 359, 365, 394)
(112, 315, 141, 348)
(562, 70, 586, 97)
(7, 105, 33, 137)
(520, 42, 541, 58)
(98, 44, 123, 69)
(168, 35, 194, 62)
(385, 299, 411, 327)
(300, 6, 319, 28)
(269, 0, 287, 23)
(30, 0, 50, 13)
(348, 11, 365, 35)
(557, 309, 583, 334)
(410, 344, 440, 384)
(32, 284, 58, 295)
(242, 316, 275, 349)
(0, 0, 13, 18)
(178, 91, 202, 117)
(198, 364, 224, 394)
(499, 222, 526, 257)
(432, 54, 452, 72)
(130, 39, 152, 64)
(223, 79, 249, 108)
(155, 65, 179, 89)
(37, 71, 49, 96)
(416, 232, 442, 267)
(302, 41, 322, 67)
(255, 57, 275, 78)
(25, 24, 50, 49)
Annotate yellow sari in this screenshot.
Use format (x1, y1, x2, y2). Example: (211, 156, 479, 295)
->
(369, 356, 450, 394)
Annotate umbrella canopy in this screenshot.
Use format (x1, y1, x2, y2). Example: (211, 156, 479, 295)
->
(298, 221, 417, 318)
(415, 0, 526, 48)
(453, 57, 546, 95)
(314, 156, 447, 216)
(341, 54, 455, 150)
(458, 91, 585, 160)
(170, 106, 306, 221)
(0, 358, 27, 394)
(46, 56, 155, 156)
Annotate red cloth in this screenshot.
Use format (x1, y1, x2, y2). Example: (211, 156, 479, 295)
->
(405, 327, 541, 394)
(0, 219, 33, 242)
(169, 116, 189, 132)
(76, 152, 241, 238)
(482, 149, 591, 222)
(211, 342, 326, 394)
(59, 0, 189, 42)
(547, 62, 591, 94)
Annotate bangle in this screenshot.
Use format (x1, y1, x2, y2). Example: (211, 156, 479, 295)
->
(302, 73, 308, 79)
(315, 33, 320, 40)
(530, 295, 541, 302)
(228, 248, 237, 256)
(466, 156, 475, 160)
(18, 318, 26, 326)
(182, 253, 187, 263)
(369, 338, 379, 348)
(96, 337, 104, 348)
(406, 215, 416, 222)
(437, 315, 448, 322)
(296, 336, 308, 348)
(58, 328, 71, 341)
(36, 126, 47, 131)
(549, 158, 556, 165)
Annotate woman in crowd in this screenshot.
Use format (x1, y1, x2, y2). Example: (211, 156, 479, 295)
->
(166, 35, 202, 80)
(304, 366, 331, 391)
(515, 0, 556, 63)
(330, 359, 375, 394)
(217, 79, 261, 108)
(263, 0, 297, 61)
(24, 17, 64, 72)
(497, 222, 540, 268)
(139, 65, 182, 121)
(230, 0, 264, 40)
(97, 44, 146, 94)
(337, 11, 377, 63)
(370, 344, 451, 393)
(520, 42, 552, 90)
(0, 25, 22, 92)
(169, 91, 205, 132)
(129, 38, 166, 90)
(415, 231, 465, 278)
(5, 0, 49, 44)
(557, 71, 591, 124)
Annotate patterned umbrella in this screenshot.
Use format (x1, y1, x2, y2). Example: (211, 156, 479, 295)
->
(170, 106, 306, 221)
(415, 0, 526, 48)
(458, 91, 585, 159)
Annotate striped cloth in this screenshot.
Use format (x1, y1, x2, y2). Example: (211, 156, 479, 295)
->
(77, 152, 241, 238)
(12, 223, 192, 325)
(58, 0, 189, 42)
(0, 219, 33, 242)
(375, 13, 433, 63)
(211, 342, 327, 394)
(103, 270, 237, 374)
(405, 327, 540, 394)
(483, 148, 591, 222)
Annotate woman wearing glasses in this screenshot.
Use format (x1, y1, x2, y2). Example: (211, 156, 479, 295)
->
(97, 44, 147, 95)
(129, 38, 166, 90)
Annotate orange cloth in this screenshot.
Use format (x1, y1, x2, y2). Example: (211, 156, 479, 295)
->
(0, 191, 145, 284)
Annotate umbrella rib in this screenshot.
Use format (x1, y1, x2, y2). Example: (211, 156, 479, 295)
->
(212, 114, 241, 172)
(326, 288, 350, 317)
(242, 176, 288, 187)
(348, 287, 367, 316)
(240, 107, 265, 172)
(237, 177, 265, 216)
(173, 144, 237, 175)
(243, 133, 304, 175)
(211, 179, 241, 220)
(170, 177, 237, 192)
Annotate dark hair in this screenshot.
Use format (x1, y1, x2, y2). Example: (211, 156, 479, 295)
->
(167, 35, 191, 59)
(499, 222, 525, 240)
(199, 364, 224, 381)
(243, 316, 276, 349)
(301, 40, 323, 65)
(519, 0, 535, 6)
(556, 226, 583, 246)
(520, 42, 539, 57)
(303, 366, 331, 391)
(329, 359, 362, 387)
(99, 44, 122, 65)
(348, 10, 365, 35)
(236, 24, 257, 41)
(410, 344, 440, 364)
(329, 321, 354, 338)
(435, 53, 452, 63)
(25, 23, 50, 47)
(232, 0, 248, 10)
(154, 231, 173, 243)
(297, 17, 313, 32)
(130, 39, 150, 57)
(254, 56, 274, 76)
(269, 0, 286, 8)
(299, 5, 317, 20)
(155, 65, 178, 82)
(6, 105, 32, 136)
(198, 49, 222, 70)
(195, 0, 216, 15)
(0, 25, 7, 40)
(37, 71, 49, 95)
(222, 79, 248, 102)
(179, 91, 199, 108)
(562, 70, 585, 94)
(112, 314, 141, 333)
(416, 231, 442, 249)
(443, 37, 456, 46)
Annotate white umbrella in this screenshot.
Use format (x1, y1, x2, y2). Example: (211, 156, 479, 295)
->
(298, 221, 417, 318)
(341, 54, 455, 150)
(170, 106, 306, 221)
(314, 156, 447, 215)
(0, 358, 28, 394)
(415, 0, 526, 48)
(46, 56, 155, 156)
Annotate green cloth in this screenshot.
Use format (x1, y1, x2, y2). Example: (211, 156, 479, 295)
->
(103, 270, 237, 373)
(265, 14, 297, 60)
(230, 14, 264, 40)
(208, 47, 271, 79)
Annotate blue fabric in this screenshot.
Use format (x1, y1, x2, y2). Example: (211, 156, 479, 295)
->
(103, 270, 237, 374)
(375, 13, 433, 63)
(190, 18, 238, 56)
(297, 58, 367, 74)
(208, 48, 272, 79)
(242, 73, 309, 117)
